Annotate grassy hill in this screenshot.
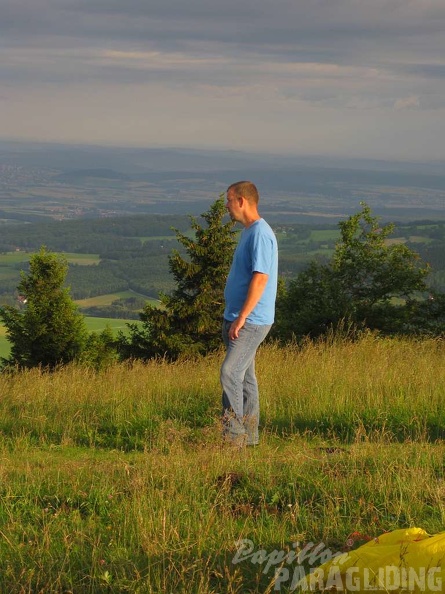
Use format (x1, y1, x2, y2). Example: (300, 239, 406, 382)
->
(0, 335, 444, 592)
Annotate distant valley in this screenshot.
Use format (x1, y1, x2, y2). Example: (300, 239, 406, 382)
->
(0, 141, 444, 225)
(0, 141, 444, 332)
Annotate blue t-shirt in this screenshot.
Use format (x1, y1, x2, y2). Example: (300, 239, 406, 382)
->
(224, 218, 278, 325)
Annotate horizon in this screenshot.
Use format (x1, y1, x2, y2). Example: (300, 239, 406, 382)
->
(2, 138, 445, 173)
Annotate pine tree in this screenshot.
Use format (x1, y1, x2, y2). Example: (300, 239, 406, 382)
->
(118, 195, 236, 360)
(0, 247, 87, 369)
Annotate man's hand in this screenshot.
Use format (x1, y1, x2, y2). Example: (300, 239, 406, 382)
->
(228, 272, 269, 340)
(228, 316, 246, 340)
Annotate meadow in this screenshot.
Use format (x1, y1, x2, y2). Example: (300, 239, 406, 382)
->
(75, 292, 159, 310)
(0, 334, 444, 593)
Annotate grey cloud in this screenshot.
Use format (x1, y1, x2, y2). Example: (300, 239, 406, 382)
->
(400, 64, 445, 80)
(420, 94, 445, 110)
(2, 0, 445, 102)
(2, 0, 445, 57)
(1, 0, 445, 161)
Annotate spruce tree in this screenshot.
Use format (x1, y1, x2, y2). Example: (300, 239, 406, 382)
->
(118, 195, 236, 360)
(0, 247, 87, 369)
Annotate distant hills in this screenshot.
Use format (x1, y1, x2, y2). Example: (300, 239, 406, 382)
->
(0, 140, 444, 224)
(1, 139, 445, 176)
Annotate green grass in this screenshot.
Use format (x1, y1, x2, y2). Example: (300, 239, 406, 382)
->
(83, 316, 135, 333)
(0, 336, 444, 591)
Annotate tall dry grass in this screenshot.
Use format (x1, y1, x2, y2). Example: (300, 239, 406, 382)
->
(1, 333, 444, 447)
(0, 335, 444, 592)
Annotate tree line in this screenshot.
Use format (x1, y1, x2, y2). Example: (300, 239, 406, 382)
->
(2, 209, 445, 317)
(0, 214, 190, 253)
(1, 197, 444, 370)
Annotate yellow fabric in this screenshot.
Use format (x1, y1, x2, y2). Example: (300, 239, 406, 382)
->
(297, 528, 445, 593)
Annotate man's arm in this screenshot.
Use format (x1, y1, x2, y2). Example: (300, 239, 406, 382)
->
(228, 272, 269, 340)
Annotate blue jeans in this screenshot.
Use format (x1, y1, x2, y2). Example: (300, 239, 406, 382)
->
(221, 319, 271, 445)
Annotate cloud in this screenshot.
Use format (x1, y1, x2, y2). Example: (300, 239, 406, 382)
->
(394, 96, 420, 111)
(0, 0, 444, 159)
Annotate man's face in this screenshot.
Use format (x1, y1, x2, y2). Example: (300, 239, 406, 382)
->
(226, 190, 242, 222)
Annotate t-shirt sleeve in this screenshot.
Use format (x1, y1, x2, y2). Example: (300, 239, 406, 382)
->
(251, 231, 274, 275)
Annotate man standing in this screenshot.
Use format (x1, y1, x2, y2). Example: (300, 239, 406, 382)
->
(221, 181, 278, 447)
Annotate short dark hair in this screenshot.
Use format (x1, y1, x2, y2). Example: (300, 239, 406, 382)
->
(227, 181, 259, 204)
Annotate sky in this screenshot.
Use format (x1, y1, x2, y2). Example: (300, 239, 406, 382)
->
(1, 0, 445, 162)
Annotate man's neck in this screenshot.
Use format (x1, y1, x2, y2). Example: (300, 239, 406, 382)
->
(242, 211, 261, 228)
(243, 216, 261, 229)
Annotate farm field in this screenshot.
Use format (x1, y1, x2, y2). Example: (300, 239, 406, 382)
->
(0, 324, 7, 359)
(82, 316, 138, 334)
(1, 217, 445, 310)
(0, 252, 100, 266)
(75, 291, 158, 308)
(0, 335, 444, 592)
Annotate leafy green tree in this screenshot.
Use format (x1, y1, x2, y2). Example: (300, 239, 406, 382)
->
(333, 203, 428, 315)
(275, 203, 430, 340)
(79, 327, 118, 371)
(402, 291, 445, 336)
(0, 247, 87, 369)
(273, 260, 348, 340)
(117, 196, 236, 360)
